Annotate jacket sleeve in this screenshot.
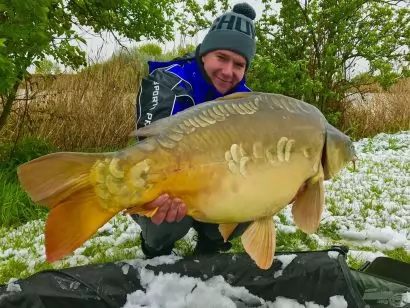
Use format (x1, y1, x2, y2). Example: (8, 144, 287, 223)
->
(136, 65, 194, 131)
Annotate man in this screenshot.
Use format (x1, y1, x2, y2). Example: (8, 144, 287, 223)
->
(133, 2, 257, 258)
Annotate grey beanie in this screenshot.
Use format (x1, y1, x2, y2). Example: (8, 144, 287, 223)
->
(199, 2, 257, 68)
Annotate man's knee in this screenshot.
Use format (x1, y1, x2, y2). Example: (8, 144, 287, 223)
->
(228, 221, 252, 240)
(131, 214, 193, 251)
(193, 221, 251, 242)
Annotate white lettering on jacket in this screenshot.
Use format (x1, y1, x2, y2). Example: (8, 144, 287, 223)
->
(144, 82, 160, 126)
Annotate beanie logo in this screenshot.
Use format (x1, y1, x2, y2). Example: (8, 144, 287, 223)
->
(210, 15, 255, 39)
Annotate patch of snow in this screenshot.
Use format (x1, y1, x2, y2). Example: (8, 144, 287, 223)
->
(6, 280, 21, 293)
(348, 250, 386, 263)
(122, 263, 130, 275)
(328, 251, 339, 260)
(123, 269, 262, 308)
(122, 267, 349, 308)
(274, 254, 297, 278)
(401, 292, 410, 305)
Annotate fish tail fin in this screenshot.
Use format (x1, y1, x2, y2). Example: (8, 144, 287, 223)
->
(45, 187, 117, 262)
(17, 152, 109, 208)
(17, 151, 117, 262)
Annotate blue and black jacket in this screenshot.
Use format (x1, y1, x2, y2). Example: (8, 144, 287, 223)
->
(136, 46, 251, 130)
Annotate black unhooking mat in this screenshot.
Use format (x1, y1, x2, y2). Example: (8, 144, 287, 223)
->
(0, 246, 408, 308)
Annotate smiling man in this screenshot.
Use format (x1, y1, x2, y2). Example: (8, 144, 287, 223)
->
(133, 2, 257, 259)
(202, 50, 247, 94)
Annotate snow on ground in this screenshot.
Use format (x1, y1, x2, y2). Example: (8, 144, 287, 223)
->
(0, 130, 409, 306)
(121, 255, 349, 308)
(273, 254, 297, 278)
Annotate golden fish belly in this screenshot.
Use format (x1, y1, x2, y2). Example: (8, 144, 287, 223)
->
(189, 154, 317, 223)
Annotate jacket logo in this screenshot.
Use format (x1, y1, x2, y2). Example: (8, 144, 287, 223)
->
(144, 81, 160, 126)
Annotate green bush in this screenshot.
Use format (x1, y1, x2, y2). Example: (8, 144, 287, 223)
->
(0, 137, 55, 226)
(0, 173, 48, 227)
(138, 43, 163, 58)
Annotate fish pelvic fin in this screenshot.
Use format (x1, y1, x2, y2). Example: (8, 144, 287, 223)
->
(17, 152, 109, 208)
(45, 187, 118, 262)
(291, 164, 325, 234)
(241, 217, 276, 270)
(218, 223, 239, 242)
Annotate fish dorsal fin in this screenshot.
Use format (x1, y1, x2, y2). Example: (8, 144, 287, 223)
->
(129, 92, 261, 138)
(129, 117, 174, 137)
(216, 92, 260, 101)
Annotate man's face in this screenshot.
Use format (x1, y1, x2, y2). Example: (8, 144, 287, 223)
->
(202, 50, 246, 94)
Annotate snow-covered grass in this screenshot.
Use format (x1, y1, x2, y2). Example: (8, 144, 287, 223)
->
(0, 131, 409, 287)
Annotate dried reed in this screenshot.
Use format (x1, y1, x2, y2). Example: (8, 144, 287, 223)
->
(4, 53, 147, 150)
(341, 78, 410, 139)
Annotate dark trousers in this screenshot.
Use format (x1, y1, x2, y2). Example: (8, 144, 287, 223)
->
(131, 214, 250, 252)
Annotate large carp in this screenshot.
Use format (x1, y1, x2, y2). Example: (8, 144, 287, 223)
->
(17, 92, 356, 269)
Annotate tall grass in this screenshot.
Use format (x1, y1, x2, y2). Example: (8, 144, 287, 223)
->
(2, 44, 198, 151)
(0, 137, 53, 226)
(340, 78, 410, 139)
(3, 52, 144, 151)
(0, 174, 47, 227)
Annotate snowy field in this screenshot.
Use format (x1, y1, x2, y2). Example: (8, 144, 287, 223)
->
(0, 130, 409, 307)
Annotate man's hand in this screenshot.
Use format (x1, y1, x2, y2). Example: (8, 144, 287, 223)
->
(142, 194, 187, 225)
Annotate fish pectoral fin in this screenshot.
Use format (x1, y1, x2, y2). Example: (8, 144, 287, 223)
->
(45, 188, 117, 262)
(218, 223, 239, 242)
(241, 217, 276, 270)
(291, 166, 325, 234)
(124, 206, 159, 217)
